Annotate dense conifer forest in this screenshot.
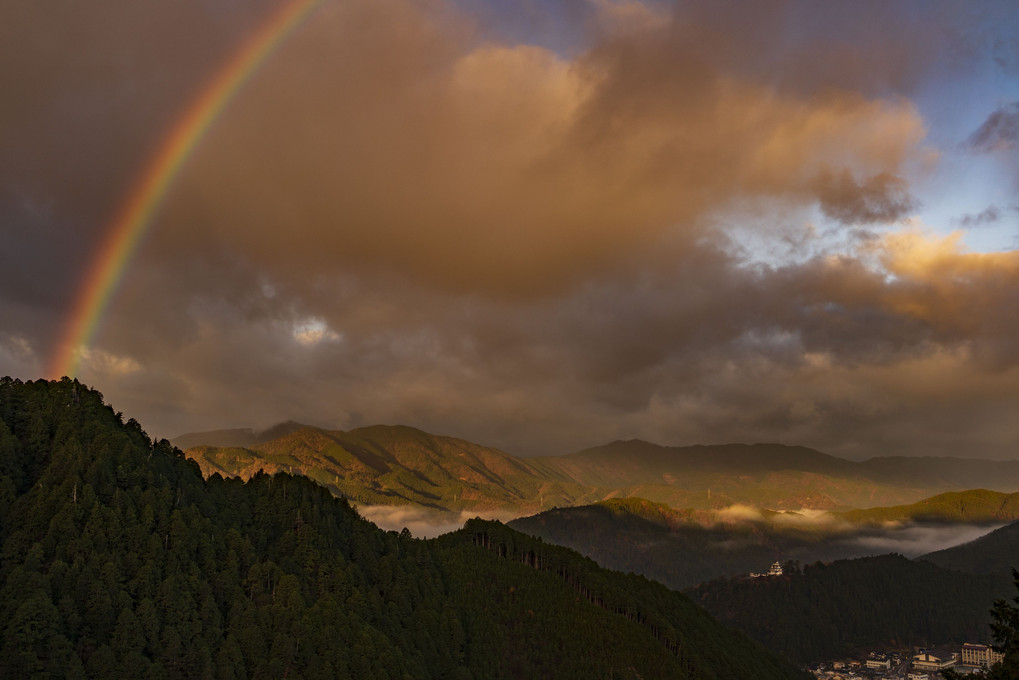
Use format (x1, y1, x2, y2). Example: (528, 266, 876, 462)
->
(0, 377, 808, 679)
(690, 554, 1013, 664)
(922, 521, 1019, 575)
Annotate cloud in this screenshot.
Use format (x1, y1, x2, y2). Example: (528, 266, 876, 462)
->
(715, 504, 765, 523)
(0, 0, 932, 317)
(144, 0, 927, 299)
(291, 318, 342, 346)
(871, 229, 1019, 357)
(2, 0, 1019, 464)
(588, 0, 670, 36)
(840, 522, 1004, 558)
(814, 170, 914, 225)
(0, 334, 37, 373)
(966, 102, 1019, 188)
(50, 220, 1019, 461)
(968, 101, 1019, 153)
(355, 504, 522, 539)
(771, 509, 846, 527)
(74, 347, 141, 377)
(953, 206, 1002, 228)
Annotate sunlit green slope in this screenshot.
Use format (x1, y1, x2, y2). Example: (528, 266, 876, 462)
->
(837, 489, 1019, 524)
(186, 423, 602, 512)
(184, 429, 1019, 515)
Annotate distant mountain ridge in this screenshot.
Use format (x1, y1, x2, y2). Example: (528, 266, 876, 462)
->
(179, 424, 1019, 514)
(535, 440, 1019, 509)
(182, 423, 603, 513)
(838, 489, 1019, 525)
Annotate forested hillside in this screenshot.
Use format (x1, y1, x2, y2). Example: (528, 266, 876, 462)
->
(689, 554, 1012, 664)
(921, 521, 1019, 575)
(508, 496, 1014, 590)
(0, 377, 807, 679)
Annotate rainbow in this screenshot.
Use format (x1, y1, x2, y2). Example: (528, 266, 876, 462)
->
(48, 0, 324, 379)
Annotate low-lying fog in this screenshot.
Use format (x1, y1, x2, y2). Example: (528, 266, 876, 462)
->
(830, 522, 1004, 558)
(357, 502, 1005, 559)
(355, 505, 522, 539)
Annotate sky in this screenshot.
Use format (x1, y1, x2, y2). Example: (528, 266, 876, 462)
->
(2, 0, 1019, 459)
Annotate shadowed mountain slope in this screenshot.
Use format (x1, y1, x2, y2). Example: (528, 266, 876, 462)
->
(689, 554, 1012, 665)
(921, 520, 1019, 575)
(507, 496, 1007, 591)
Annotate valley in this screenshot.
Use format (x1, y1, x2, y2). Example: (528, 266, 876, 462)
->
(177, 416, 1019, 671)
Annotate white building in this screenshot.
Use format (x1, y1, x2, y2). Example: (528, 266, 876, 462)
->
(750, 561, 784, 578)
(865, 655, 891, 670)
(960, 643, 1003, 668)
(912, 650, 957, 672)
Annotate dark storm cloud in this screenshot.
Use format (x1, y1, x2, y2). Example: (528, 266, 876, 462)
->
(94, 227, 1019, 459)
(0, 0, 292, 356)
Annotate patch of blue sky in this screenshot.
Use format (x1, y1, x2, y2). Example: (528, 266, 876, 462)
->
(909, 54, 1019, 252)
(451, 0, 595, 57)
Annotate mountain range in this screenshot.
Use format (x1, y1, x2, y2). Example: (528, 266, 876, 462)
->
(165, 408, 1019, 677)
(180, 423, 601, 512)
(0, 377, 808, 679)
(177, 423, 1019, 514)
(6, 378, 1018, 676)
